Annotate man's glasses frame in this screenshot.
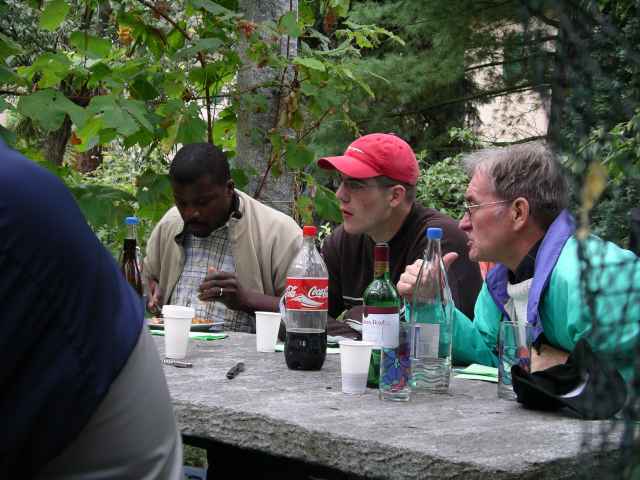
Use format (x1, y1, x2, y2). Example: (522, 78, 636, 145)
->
(463, 199, 511, 218)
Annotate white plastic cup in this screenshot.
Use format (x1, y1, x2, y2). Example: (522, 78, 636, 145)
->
(339, 340, 376, 394)
(255, 311, 281, 352)
(162, 305, 195, 359)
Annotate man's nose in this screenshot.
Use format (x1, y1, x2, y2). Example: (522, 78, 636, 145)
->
(336, 182, 349, 202)
(183, 206, 200, 221)
(459, 212, 471, 231)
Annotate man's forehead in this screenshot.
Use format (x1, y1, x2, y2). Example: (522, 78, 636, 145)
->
(467, 171, 493, 197)
(172, 178, 227, 195)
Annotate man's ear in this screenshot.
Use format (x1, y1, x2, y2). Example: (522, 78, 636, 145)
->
(511, 197, 530, 231)
(226, 179, 235, 194)
(388, 185, 406, 208)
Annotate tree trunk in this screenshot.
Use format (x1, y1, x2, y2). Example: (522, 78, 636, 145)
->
(547, 13, 569, 149)
(44, 115, 72, 165)
(74, 146, 103, 173)
(236, 0, 298, 217)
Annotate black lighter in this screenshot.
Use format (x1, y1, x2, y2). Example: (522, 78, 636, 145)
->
(226, 362, 245, 379)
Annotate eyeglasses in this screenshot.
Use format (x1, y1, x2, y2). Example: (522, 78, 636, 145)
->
(462, 200, 511, 218)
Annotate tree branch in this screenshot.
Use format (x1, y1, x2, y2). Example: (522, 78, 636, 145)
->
(384, 82, 552, 118)
(465, 52, 554, 73)
(490, 134, 547, 146)
(134, 0, 192, 40)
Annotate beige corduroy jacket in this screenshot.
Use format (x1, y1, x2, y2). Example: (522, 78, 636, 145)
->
(143, 189, 302, 306)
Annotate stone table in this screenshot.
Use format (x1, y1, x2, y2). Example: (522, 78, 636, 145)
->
(154, 333, 618, 479)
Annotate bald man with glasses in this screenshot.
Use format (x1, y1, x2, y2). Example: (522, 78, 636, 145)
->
(317, 133, 482, 337)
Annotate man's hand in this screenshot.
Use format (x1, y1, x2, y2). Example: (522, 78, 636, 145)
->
(199, 267, 254, 313)
(530, 343, 569, 373)
(147, 279, 163, 315)
(397, 252, 459, 298)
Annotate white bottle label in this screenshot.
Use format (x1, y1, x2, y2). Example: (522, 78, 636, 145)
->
(363, 312, 399, 348)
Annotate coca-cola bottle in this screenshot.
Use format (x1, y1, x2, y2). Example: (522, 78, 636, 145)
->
(284, 225, 328, 370)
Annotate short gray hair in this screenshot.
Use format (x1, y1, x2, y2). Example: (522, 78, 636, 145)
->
(462, 142, 568, 229)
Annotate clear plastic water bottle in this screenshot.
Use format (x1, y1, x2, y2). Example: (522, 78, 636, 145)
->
(283, 225, 328, 370)
(409, 227, 454, 393)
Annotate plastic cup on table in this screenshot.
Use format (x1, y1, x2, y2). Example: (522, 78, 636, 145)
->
(162, 305, 195, 359)
(339, 340, 376, 394)
(255, 311, 282, 352)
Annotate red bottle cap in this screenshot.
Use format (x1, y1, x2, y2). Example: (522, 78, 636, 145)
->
(303, 225, 317, 237)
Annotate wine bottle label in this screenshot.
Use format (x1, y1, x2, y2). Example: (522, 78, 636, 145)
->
(285, 277, 329, 311)
(363, 306, 399, 348)
(414, 323, 440, 358)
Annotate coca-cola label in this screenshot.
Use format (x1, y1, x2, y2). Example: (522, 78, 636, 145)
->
(285, 277, 329, 311)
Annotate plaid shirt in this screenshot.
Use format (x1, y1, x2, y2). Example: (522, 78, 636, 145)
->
(170, 224, 254, 333)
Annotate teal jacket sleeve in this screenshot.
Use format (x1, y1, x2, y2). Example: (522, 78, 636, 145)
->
(452, 282, 500, 367)
(543, 237, 640, 383)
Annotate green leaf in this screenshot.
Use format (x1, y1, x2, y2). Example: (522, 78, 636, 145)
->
(0, 33, 22, 61)
(69, 32, 112, 59)
(21, 53, 71, 88)
(230, 167, 249, 190)
(293, 57, 326, 72)
(167, 25, 186, 51)
(121, 99, 154, 132)
(279, 11, 302, 38)
(176, 111, 206, 144)
(87, 62, 112, 87)
(123, 128, 154, 149)
(285, 142, 315, 169)
(0, 124, 16, 146)
(69, 184, 136, 227)
(18, 89, 87, 131)
(0, 63, 19, 84)
(0, 96, 9, 112)
(296, 195, 314, 225)
(39, 0, 70, 31)
(75, 116, 104, 152)
(329, 0, 350, 17)
(88, 96, 140, 137)
(130, 76, 159, 101)
(174, 38, 223, 60)
(190, 0, 232, 16)
(314, 185, 342, 223)
(136, 170, 173, 223)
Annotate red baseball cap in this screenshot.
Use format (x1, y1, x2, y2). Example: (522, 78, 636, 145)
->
(317, 133, 419, 186)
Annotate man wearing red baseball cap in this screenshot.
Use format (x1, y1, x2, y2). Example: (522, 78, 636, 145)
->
(318, 133, 482, 336)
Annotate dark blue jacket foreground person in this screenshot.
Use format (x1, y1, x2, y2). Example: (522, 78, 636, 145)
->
(0, 140, 182, 479)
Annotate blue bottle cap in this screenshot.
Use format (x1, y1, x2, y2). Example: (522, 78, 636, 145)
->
(426, 227, 443, 240)
(125, 216, 139, 225)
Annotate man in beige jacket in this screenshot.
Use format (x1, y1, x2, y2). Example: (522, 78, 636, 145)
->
(144, 143, 302, 333)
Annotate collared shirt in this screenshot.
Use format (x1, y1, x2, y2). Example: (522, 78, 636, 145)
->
(170, 223, 254, 333)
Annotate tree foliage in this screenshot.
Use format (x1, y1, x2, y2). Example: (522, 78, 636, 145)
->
(0, 0, 401, 253)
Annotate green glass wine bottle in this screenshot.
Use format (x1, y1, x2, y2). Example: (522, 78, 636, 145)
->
(362, 242, 400, 389)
